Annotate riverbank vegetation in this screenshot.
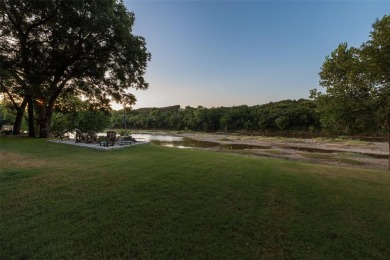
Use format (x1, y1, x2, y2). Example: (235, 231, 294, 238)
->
(110, 99, 387, 137)
(1, 97, 386, 138)
(1, 137, 389, 258)
(111, 99, 322, 133)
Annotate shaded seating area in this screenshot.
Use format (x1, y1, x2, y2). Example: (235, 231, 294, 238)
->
(73, 129, 138, 147)
(51, 130, 147, 150)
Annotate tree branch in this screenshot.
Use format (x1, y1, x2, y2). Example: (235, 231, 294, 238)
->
(24, 5, 59, 37)
(0, 81, 22, 110)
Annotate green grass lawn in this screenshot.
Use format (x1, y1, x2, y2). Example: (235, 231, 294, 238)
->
(1, 137, 389, 259)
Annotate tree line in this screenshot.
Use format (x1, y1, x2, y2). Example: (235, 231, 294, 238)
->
(111, 100, 323, 134)
(111, 97, 388, 136)
(1, 95, 385, 137)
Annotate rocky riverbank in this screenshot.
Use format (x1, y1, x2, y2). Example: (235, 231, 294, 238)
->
(177, 132, 389, 170)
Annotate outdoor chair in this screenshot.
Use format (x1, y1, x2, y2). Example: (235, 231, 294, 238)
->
(106, 130, 119, 146)
(99, 136, 108, 147)
(75, 128, 87, 143)
(86, 130, 98, 143)
(52, 129, 70, 140)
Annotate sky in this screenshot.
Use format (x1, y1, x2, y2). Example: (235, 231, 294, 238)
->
(118, 0, 389, 110)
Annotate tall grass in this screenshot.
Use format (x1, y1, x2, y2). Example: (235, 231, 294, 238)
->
(1, 137, 389, 258)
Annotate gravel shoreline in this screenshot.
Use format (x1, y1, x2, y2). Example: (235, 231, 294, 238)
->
(177, 132, 389, 170)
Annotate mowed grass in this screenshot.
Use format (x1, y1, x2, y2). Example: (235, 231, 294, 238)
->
(1, 137, 389, 259)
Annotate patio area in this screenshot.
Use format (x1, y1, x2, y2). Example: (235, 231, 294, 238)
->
(49, 139, 149, 150)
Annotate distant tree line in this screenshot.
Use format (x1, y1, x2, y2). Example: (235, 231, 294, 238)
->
(111, 99, 323, 133)
(1, 96, 385, 136)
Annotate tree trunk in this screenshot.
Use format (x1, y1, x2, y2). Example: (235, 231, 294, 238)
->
(12, 98, 27, 135)
(27, 96, 36, 137)
(39, 119, 50, 138)
(38, 104, 54, 138)
(387, 112, 390, 171)
(12, 109, 24, 135)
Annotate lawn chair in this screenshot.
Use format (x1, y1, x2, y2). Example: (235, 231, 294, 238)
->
(75, 128, 87, 143)
(106, 130, 118, 146)
(52, 129, 70, 140)
(99, 136, 108, 146)
(86, 130, 98, 143)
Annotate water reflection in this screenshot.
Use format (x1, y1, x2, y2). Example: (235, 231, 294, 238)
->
(131, 134, 183, 142)
(131, 134, 269, 150)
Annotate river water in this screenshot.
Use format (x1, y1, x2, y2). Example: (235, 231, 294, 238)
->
(131, 134, 268, 150)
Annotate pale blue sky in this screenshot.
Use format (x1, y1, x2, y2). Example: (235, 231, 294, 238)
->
(120, 0, 389, 109)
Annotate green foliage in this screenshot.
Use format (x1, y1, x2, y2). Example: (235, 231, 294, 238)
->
(112, 99, 321, 133)
(311, 14, 390, 135)
(361, 15, 390, 125)
(311, 44, 380, 134)
(51, 97, 111, 132)
(0, 98, 28, 132)
(51, 110, 110, 133)
(275, 116, 289, 130)
(363, 15, 390, 92)
(76, 110, 111, 132)
(0, 98, 15, 126)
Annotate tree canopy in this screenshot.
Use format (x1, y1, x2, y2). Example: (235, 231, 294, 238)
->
(310, 43, 380, 134)
(0, 0, 151, 137)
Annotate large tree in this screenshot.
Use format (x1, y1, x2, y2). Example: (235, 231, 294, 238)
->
(311, 14, 390, 170)
(310, 43, 380, 134)
(0, 0, 150, 137)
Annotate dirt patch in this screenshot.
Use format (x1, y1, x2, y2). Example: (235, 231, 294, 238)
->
(0, 152, 49, 169)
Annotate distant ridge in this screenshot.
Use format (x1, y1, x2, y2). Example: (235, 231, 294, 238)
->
(133, 99, 311, 112)
(134, 105, 181, 112)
